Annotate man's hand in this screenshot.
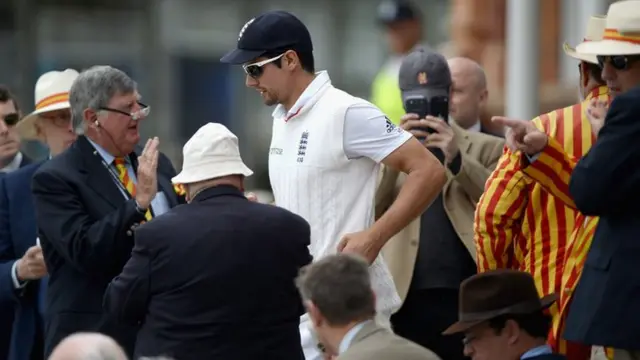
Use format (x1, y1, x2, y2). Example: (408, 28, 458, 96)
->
(16, 245, 47, 281)
(423, 116, 459, 164)
(337, 230, 382, 264)
(245, 192, 258, 202)
(400, 114, 459, 164)
(586, 98, 609, 137)
(492, 116, 547, 156)
(136, 137, 159, 209)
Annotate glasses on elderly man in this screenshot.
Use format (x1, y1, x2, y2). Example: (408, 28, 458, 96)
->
(243, 53, 286, 79)
(2, 113, 19, 126)
(99, 102, 150, 121)
(597, 55, 640, 71)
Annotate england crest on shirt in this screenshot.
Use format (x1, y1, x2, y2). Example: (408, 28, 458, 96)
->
(297, 131, 309, 163)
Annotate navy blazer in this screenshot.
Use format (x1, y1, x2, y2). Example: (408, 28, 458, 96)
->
(0, 160, 43, 360)
(565, 85, 640, 349)
(104, 185, 312, 359)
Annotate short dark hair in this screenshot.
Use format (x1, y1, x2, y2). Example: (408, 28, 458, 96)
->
(583, 62, 604, 85)
(264, 48, 315, 74)
(0, 85, 20, 112)
(487, 310, 551, 339)
(295, 254, 375, 326)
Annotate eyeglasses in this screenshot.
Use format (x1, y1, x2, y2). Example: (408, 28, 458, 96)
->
(2, 113, 19, 126)
(597, 55, 640, 71)
(40, 113, 71, 128)
(99, 102, 150, 121)
(243, 53, 285, 79)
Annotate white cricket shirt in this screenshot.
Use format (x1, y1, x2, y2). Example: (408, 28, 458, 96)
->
(269, 71, 411, 319)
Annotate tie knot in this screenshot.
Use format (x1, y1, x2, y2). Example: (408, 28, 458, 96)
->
(113, 157, 127, 167)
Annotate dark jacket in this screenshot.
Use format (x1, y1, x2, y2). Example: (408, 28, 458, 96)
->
(104, 185, 312, 360)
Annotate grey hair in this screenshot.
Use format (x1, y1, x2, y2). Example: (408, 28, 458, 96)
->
(69, 65, 137, 132)
(295, 254, 376, 326)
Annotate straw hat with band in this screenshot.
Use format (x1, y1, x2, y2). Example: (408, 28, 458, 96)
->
(576, 0, 640, 56)
(563, 15, 607, 64)
(442, 269, 557, 335)
(17, 69, 79, 140)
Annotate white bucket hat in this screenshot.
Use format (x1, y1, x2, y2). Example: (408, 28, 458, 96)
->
(576, 0, 640, 56)
(172, 122, 253, 185)
(17, 69, 79, 140)
(563, 15, 607, 64)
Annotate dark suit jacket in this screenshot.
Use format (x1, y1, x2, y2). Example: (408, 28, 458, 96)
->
(31, 136, 182, 357)
(565, 85, 640, 349)
(0, 155, 34, 360)
(104, 185, 312, 360)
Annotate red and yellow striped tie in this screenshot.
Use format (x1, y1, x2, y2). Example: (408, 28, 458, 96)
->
(113, 157, 152, 221)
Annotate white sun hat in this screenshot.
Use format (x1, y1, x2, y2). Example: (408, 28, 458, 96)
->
(17, 68, 79, 140)
(172, 122, 253, 185)
(576, 0, 640, 56)
(563, 15, 607, 64)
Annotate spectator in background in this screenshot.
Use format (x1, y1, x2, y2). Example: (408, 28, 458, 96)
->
(371, 0, 427, 125)
(105, 123, 312, 359)
(0, 69, 79, 360)
(31, 66, 183, 357)
(0, 85, 32, 176)
(377, 48, 503, 360)
(443, 270, 565, 360)
(0, 85, 33, 360)
(295, 254, 441, 360)
(447, 57, 492, 134)
(48, 333, 128, 360)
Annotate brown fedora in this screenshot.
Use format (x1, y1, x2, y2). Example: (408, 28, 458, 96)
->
(442, 269, 557, 335)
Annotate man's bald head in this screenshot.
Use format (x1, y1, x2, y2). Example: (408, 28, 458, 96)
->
(448, 57, 487, 91)
(446, 57, 489, 130)
(48, 332, 128, 360)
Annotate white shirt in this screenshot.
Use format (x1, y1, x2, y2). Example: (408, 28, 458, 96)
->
(272, 71, 411, 164)
(269, 71, 408, 360)
(1, 152, 22, 173)
(338, 320, 370, 354)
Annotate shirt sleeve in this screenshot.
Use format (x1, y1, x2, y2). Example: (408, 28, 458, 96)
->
(343, 102, 412, 162)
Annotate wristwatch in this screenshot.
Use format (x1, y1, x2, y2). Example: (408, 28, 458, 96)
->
(134, 200, 148, 215)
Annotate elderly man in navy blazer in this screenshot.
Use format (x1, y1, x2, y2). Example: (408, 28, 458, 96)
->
(105, 123, 312, 360)
(0, 69, 79, 360)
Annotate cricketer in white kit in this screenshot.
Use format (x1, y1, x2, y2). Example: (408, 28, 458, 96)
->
(221, 10, 446, 360)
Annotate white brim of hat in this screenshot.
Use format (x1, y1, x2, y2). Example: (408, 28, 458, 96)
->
(562, 42, 598, 64)
(172, 160, 253, 185)
(576, 39, 640, 56)
(16, 101, 71, 140)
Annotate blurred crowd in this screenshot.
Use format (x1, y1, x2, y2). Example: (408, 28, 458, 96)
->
(1, 0, 640, 360)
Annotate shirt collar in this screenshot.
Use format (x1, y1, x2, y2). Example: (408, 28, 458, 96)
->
(338, 320, 370, 354)
(521, 344, 552, 359)
(272, 71, 331, 122)
(86, 137, 127, 165)
(467, 121, 482, 133)
(0, 152, 22, 173)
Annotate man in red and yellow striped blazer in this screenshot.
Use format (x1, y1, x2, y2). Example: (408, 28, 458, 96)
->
(474, 16, 611, 360)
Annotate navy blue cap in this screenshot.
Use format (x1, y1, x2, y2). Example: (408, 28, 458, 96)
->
(377, 1, 420, 25)
(220, 10, 313, 65)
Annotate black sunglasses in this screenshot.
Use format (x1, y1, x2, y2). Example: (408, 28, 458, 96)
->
(243, 53, 285, 79)
(597, 55, 640, 71)
(2, 113, 19, 126)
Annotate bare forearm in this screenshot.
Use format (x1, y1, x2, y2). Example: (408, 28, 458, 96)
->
(369, 165, 446, 247)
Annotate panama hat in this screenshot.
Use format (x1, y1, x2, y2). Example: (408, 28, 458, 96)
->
(172, 122, 253, 185)
(576, 0, 640, 56)
(563, 15, 607, 64)
(17, 69, 79, 140)
(442, 269, 557, 335)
